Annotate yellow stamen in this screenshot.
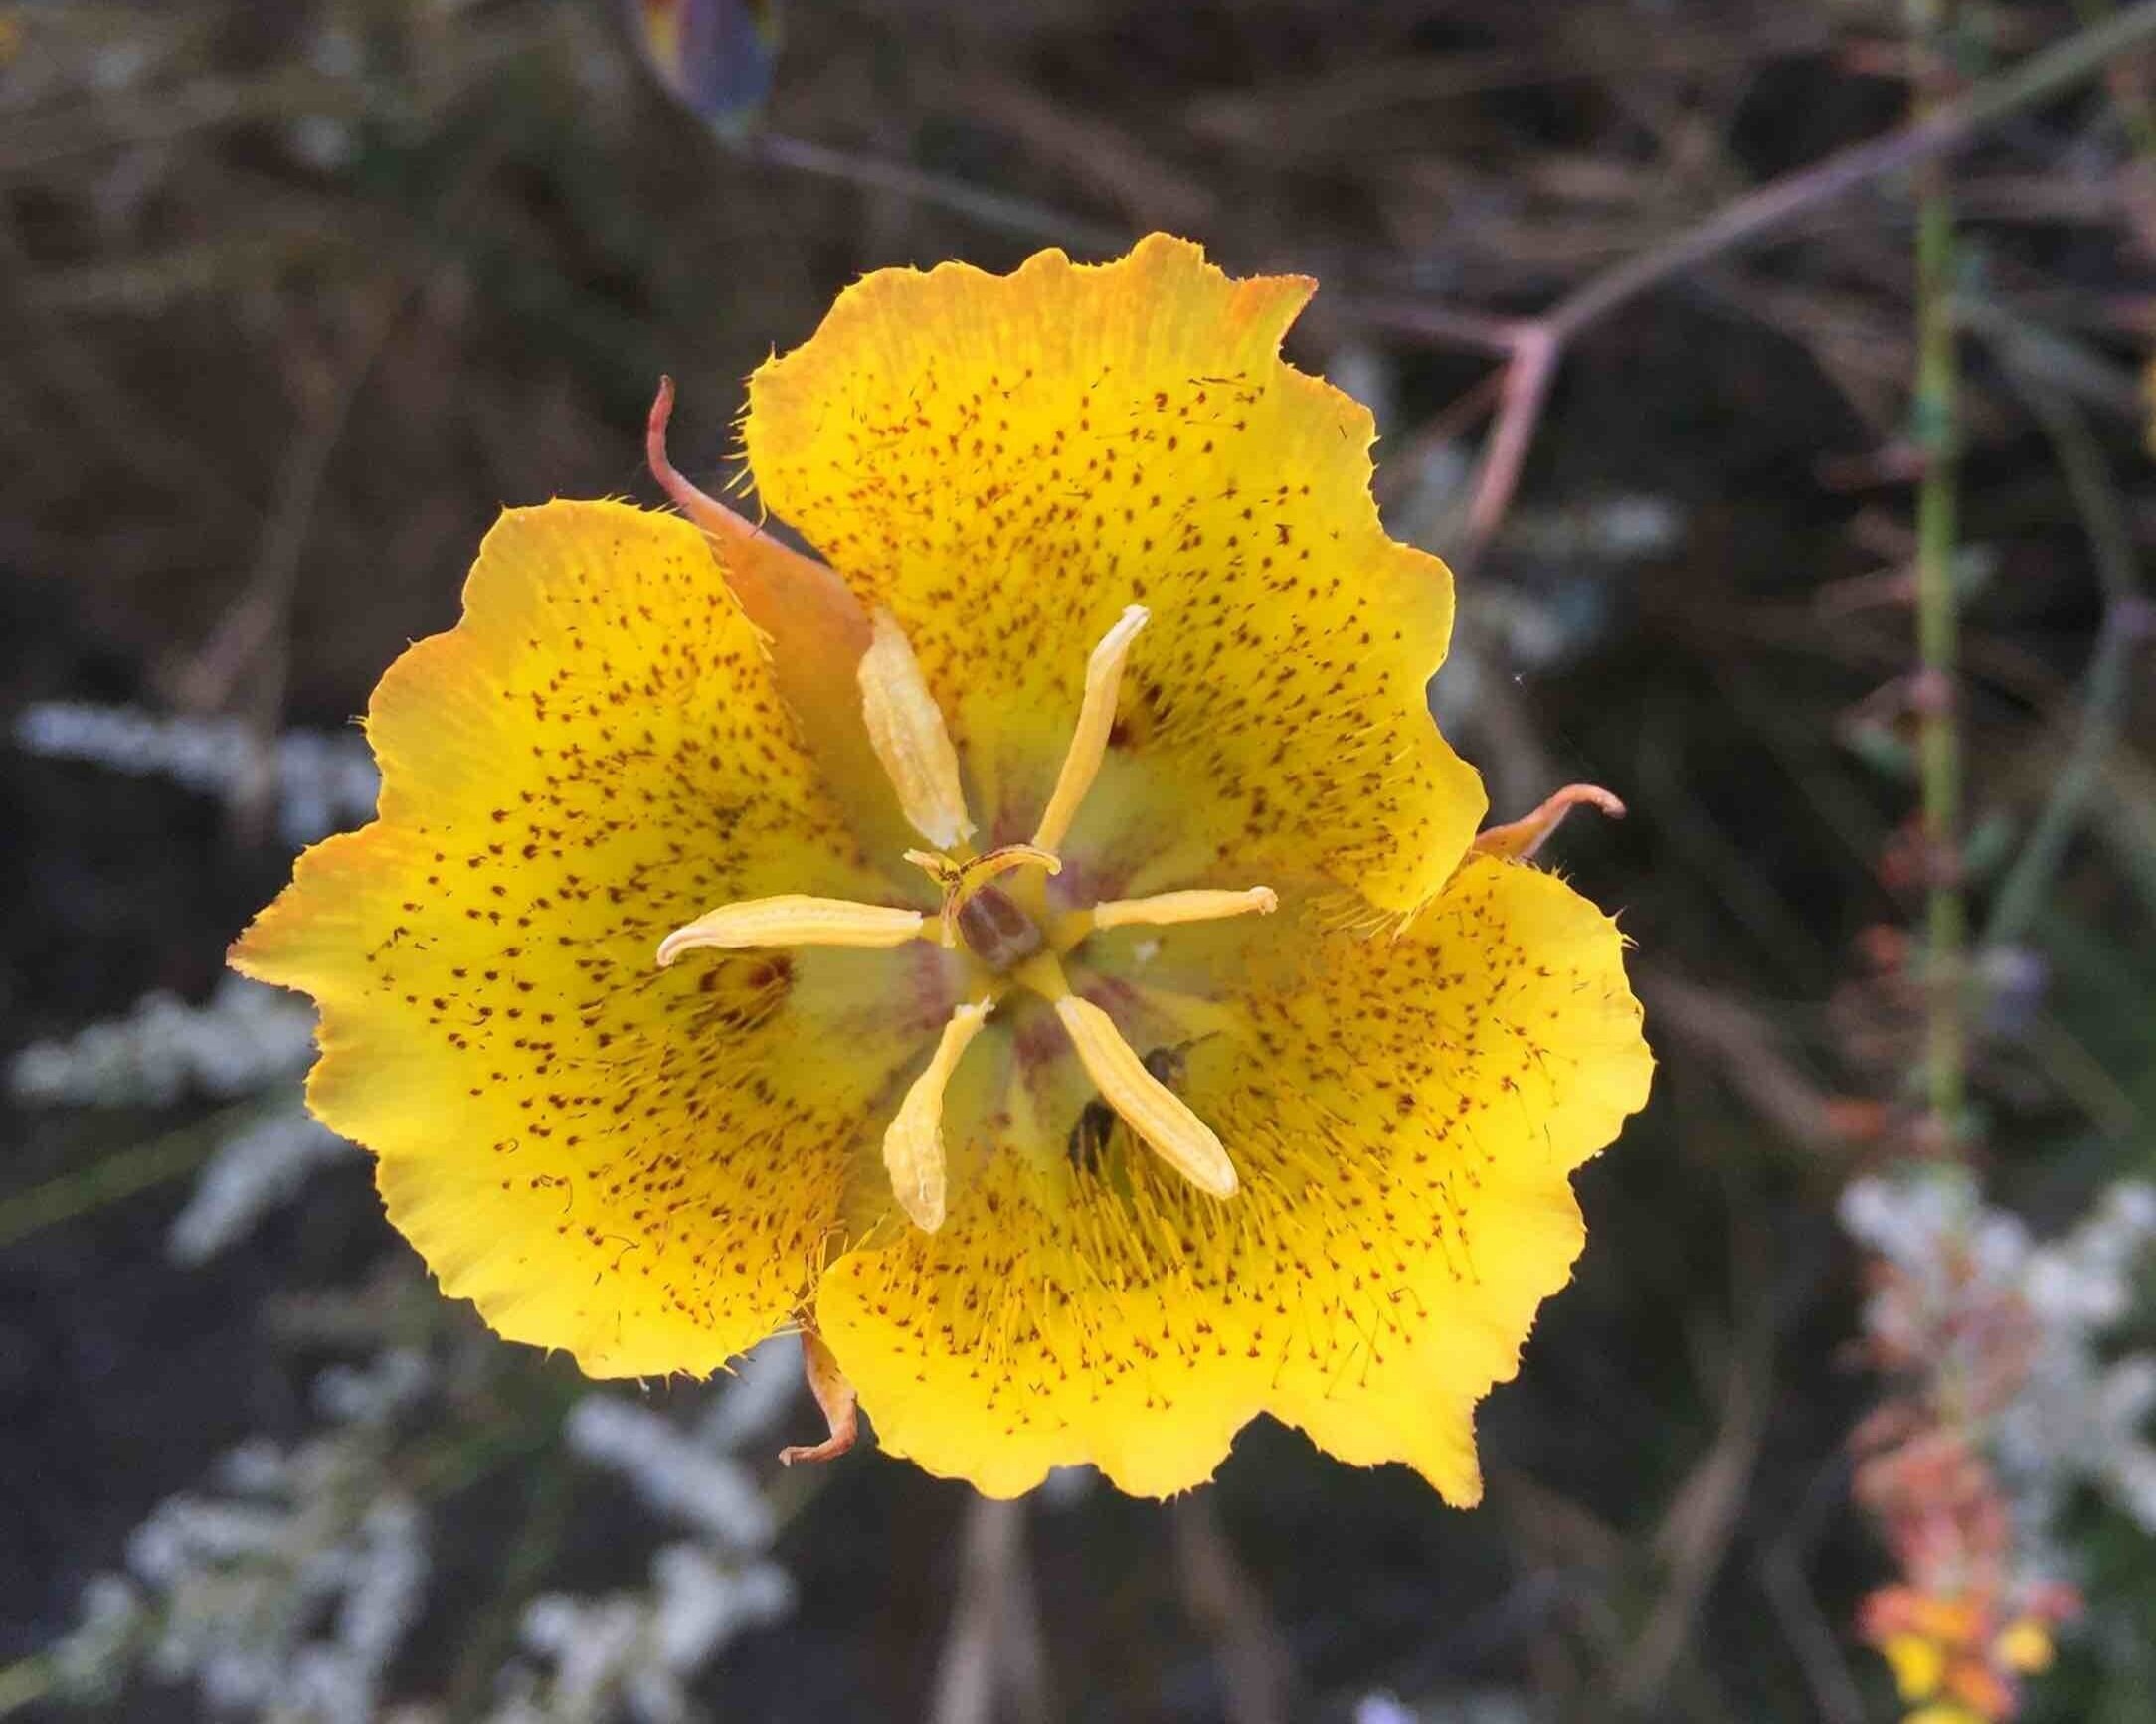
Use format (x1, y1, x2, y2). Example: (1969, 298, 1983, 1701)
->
(1052, 993, 1238, 1199)
(1032, 604, 1148, 853)
(882, 998, 994, 1232)
(655, 895, 925, 966)
(1087, 886, 1277, 933)
(858, 607, 975, 850)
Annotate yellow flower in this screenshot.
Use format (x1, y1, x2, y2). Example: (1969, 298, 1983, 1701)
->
(1882, 1631, 1948, 1703)
(233, 236, 1652, 1501)
(1991, 1616, 2053, 1676)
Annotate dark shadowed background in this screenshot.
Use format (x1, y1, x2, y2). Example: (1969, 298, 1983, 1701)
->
(4, 3, 2155, 1721)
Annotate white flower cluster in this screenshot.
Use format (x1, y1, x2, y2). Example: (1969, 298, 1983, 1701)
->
(10, 975, 315, 1109)
(2004, 1183, 2156, 1534)
(489, 1344, 803, 1721)
(48, 1326, 801, 1719)
(563, 1397, 775, 1550)
(487, 1546, 794, 1724)
(52, 1349, 434, 1723)
(1840, 1170, 2156, 1536)
(694, 1332, 804, 1454)
(1354, 1692, 1539, 1724)
(14, 701, 377, 846)
(167, 1106, 349, 1266)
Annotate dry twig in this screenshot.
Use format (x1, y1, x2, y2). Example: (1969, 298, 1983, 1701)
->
(1350, 1, 2156, 573)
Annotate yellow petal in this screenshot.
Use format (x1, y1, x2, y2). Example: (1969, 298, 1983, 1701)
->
(812, 853, 1651, 1499)
(744, 234, 1485, 918)
(232, 500, 953, 1377)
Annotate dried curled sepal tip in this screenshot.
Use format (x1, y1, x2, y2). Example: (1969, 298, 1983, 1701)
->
(1471, 783, 1627, 861)
(778, 1329, 859, 1466)
(646, 375, 748, 546)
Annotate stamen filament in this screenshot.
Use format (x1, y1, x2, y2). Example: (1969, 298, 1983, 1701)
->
(655, 895, 926, 966)
(858, 608, 975, 850)
(1032, 604, 1148, 853)
(882, 998, 994, 1232)
(1052, 994, 1239, 1199)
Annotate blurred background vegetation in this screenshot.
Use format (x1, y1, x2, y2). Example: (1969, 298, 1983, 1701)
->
(3, 1, 2155, 1720)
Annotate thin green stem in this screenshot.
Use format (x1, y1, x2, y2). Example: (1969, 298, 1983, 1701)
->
(1911, 0, 1966, 1140)
(0, 1102, 272, 1249)
(0, 1658, 52, 1719)
(2076, 0, 2156, 154)
(444, 1448, 577, 1724)
(1981, 341, 2151, 948)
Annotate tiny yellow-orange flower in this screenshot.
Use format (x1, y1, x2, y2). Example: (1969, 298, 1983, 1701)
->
(233, 235, 1652, 1502)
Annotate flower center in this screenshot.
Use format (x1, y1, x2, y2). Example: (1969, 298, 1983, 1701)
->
(654, 603, 1276, 1232)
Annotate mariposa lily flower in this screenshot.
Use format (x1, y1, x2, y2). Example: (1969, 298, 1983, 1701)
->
(233, 235, 1651, 1502)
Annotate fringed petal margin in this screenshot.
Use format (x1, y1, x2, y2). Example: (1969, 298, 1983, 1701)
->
(744, 234, 1487, 922)
(234, 501, 955, 1376)
(814, 853, 1650, 1499)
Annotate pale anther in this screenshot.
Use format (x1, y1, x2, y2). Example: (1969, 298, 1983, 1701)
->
(1053, 994, 1239, 1199)
(882, 998, 994, 1232)
(858, 607, 975, 850)
(655, 895, 925, 966)
(1032, 604, 1149, 854)
(1089, 886, 1278, 932)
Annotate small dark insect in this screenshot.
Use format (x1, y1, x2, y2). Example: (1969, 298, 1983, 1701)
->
(1066, 1042, 1193, 1173)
